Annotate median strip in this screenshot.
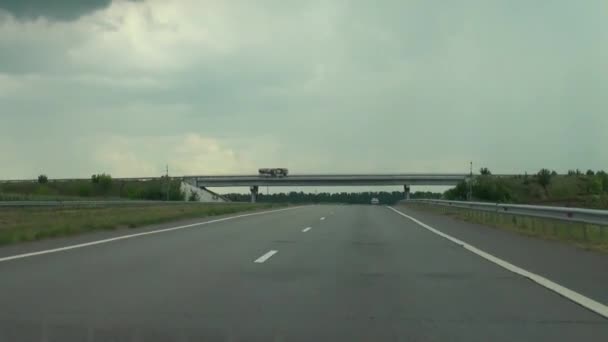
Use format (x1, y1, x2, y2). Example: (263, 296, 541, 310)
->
(254, 250, 278, 263)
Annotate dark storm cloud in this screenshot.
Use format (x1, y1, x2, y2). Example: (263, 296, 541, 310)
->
(0, 0, 116, 21)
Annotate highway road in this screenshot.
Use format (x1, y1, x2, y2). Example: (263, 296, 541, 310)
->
(0, 205, 607, 341)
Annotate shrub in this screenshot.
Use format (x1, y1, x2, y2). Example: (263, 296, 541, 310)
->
(37, 175, 48, 184)
(597, 171, 608, 192)
(537, 169, 552, 192)
(98, 174, 112, 191)
(472, 176, 513, 202)
(444, 181, 468, 200)
(587, 177, 603, 195)
(78, 184, 92, 197)
(188, 190, 200, 202)
(479, 167, 492, 176)
(91, 173, 112, 194)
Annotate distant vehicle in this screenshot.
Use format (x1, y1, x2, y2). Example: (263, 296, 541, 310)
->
(371, 198, 380, 205)
(258, 168, 289, 177)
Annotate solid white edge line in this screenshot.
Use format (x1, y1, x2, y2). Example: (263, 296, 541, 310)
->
(254, 250, 278, 263)
(302, 227, 312, 232)
(387, 206, 608, 319)
(0, 206, 304, 264)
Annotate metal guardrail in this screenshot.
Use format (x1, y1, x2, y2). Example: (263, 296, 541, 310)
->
(408, 199, 608, 226)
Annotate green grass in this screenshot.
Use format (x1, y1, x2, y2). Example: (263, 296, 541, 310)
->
(0, 178, 186, 201)
(405, 203, 608, 253)
(0, 193, 120, 201)
(0, 203, 286, 246)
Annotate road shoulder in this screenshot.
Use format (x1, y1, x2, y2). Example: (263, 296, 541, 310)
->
(393, 204, 608, 306)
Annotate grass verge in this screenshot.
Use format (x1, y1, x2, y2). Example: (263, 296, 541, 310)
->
(0, 203, 286, 246)
(0, 193, 118, 201)
(404, 203, 608, 253)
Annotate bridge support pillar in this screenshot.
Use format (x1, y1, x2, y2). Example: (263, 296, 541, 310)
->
(404, 185, 410, 200)
(250, 186, 259, 203)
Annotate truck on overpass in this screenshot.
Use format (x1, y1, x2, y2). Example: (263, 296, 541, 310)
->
(258, 168, 289, 177)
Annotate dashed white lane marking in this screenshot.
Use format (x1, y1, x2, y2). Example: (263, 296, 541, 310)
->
(302, 227, 312, 233)
(0, 206, 305, 264)
(320, 217, 326, 221)
(254, 250, 278, 263)
(387, 206, 608, 319)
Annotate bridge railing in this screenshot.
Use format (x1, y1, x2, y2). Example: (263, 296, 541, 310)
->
(407, 199, 608, 226)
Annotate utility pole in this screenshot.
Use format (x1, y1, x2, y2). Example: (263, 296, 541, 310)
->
(468, 161, 473, 201)
(166, 164, 170, 201)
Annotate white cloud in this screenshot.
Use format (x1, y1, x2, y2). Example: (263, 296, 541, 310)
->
(92, 133, 259, 177)
(169, 133, 254, 175)
(65, 0, 282, 73)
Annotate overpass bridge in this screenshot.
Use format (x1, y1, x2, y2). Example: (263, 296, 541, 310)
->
(187, 173, 469, 202)
(0, 173, 470, 203)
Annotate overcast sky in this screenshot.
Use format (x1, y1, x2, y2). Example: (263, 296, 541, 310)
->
(1, 0, 607, 184)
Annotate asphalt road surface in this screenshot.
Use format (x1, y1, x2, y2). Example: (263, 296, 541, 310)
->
(1, 205, 607, 341)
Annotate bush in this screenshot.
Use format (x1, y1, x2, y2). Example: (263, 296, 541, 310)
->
(480, 167, 491, 176)
(188, 190, 200, 202)
(537, 169, 552, 191)
(98, 174, 112, 192)
(91, 173, 112, 194)
(472, 176, 513, 202)
(549, 176, 580, 199)
(598, 171, 608, 192)
(587, 177, 603, 195)
(78, 184, 92, 197)
(37, 175, 48, 184)
(444, 181, 469, 200)
(170, 185, 185, 201)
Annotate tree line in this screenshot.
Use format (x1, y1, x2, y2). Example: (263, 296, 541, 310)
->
(445, 168, 608, 203)
(224, 191, 441, 204)
(7, 174, 447, 204)
(3, 174, 185, 200)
